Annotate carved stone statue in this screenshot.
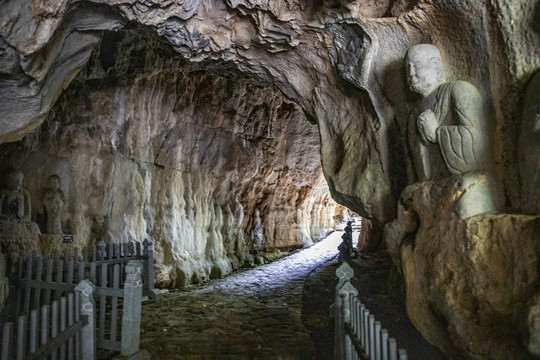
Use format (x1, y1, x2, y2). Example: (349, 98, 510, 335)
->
(0, 168, 31, 222)
(519, 69, 540, 215)
(42, 175, 64, 234)
(0, 169, 40, 263)
(406, 44, 491, 180)
(404, 44, 502, 219)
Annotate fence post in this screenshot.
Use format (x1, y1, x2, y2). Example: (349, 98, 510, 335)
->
(97, 241, 107, 261)
(339, 281, 359, 360)
(75, 280, 96, 360)
(120, 260, 144, 358)
(336, 262, 354, 301)
(334, 262, 354, 360)
(143, 239, 161, 301)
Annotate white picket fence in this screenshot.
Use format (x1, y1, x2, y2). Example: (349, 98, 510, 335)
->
(333, 262, 408, 360)
(1, 238, 157, 360)
(1, 280, 95, 360)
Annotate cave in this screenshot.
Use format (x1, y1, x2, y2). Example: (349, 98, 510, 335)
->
(0, 1, 539, 359)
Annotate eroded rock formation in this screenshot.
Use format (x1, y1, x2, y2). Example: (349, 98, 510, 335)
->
(0, 0, 539, 359)
(0, 27, 342, 287)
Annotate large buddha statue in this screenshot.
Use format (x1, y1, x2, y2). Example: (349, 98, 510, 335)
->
(406, 44, 491, 180)
(401, 44, 502, 220)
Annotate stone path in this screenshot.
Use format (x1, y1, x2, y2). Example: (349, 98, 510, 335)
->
(136, 231, 447, 360)
(138, 232, 344, 360)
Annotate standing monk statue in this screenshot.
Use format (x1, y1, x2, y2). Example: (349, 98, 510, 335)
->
(42, 175, 64, 234)
(406, 44, 491, 180)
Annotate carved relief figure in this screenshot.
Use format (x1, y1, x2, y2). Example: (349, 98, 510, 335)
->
(406, 44, 491, 180)
(0, 168, 31, 222)
(251, 208, 264, 251)
(42, 175, 64, 234)
(519, 69, 540, 215)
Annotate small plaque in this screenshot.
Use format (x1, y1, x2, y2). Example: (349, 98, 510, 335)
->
(63, 235, 74, 243)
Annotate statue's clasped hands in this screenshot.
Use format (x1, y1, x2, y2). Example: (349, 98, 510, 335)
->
(417, 109, 438, 144)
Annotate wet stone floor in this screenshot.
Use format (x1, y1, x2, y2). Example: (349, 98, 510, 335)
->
(138, 232, 344, 360)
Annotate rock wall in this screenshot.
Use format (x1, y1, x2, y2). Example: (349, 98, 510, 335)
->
(0, 0, 539, 358)
(387, 177, 540, 359)
(0, 28, 342, 287)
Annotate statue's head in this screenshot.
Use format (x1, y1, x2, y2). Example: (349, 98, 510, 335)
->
(406, 44, 446, 96)
(46, 175, 61, 190)
(4, 169, 23, 191)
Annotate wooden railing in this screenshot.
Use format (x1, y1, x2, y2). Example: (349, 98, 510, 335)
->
(12, 239, 158, 318)
(333, 262, 408, 360)
(1, 280, 95, 360)
(2, 239, 159, 359)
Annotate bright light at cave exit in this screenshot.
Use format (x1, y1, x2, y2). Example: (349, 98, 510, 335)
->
(222, 218, 362, 293)
(314, 221, 362, 256)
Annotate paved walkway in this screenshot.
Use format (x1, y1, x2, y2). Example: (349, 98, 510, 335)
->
(138, 232, 344, 360)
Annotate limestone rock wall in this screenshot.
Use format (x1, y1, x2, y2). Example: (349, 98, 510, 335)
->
(1, 0, 537, 221)
(0, 29, 340, 287)
(1, 0, 539, 358)
(388, 177, 540, 359)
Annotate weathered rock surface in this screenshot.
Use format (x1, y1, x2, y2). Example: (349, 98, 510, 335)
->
(0, 28, 341, 287)
(0, 0, 539, 359)
(391, 178, 540, 359)
(356, 217, 382, 253)
(1, 0, 538, 221)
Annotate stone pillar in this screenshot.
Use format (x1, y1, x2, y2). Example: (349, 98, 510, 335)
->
(75, 280, 96, 360)
(334, 262, 355, 360)
(120, 260, 144, 358)
(339, 281, 359, 360)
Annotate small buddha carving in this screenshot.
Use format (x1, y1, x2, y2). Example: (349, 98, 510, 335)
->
(0, 168, 31, 222)
(42, 175, 64, 234)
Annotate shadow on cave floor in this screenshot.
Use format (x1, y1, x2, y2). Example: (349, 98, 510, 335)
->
(134, 232, 446, 360)
(302, 251, 447, 360)
(350, 253, 447, 360)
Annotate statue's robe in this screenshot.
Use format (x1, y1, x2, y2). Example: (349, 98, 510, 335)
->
(409, 81, 491, 180)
